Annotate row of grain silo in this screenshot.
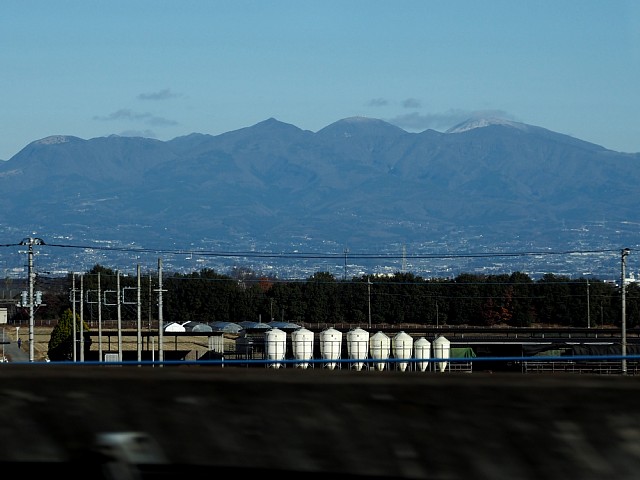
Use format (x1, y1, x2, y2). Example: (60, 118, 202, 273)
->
(259, 326, 452, 372)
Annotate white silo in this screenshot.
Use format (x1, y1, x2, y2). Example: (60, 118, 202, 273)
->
(369, 331, 391, 371)
(291, 327, 314, 369)
(347, 327, 370, 371)
(265, 327, 287, 369)
(319, 327, 342, 370)
(414, 337, 431, 372)
(392, 331, 414, 372)
(433, 335, 451, 373)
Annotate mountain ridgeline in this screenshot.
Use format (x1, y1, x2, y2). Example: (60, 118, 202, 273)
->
(0, 117, 638, 276)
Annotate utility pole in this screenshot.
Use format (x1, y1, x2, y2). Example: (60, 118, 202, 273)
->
(343, 248, 349, 281)
(367, 276, 372, 329)
(72, 273, 76, 362)
(98, 272, 103, 361)
(157, 258, 164, 364)
(402, 244, 407, 273)
(137, 264, 142, 363)
(621, 248, 630, 375)
(19, 237, 44, 362)
(148, 274, 152, 349)
(80, 274, 84, 362)
(587, 278, 590, 328)
(117, 270, 122, 361)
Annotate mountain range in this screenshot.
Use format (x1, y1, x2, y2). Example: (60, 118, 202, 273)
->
(1, 116, 638, 278)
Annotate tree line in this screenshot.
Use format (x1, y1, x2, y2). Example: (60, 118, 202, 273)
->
(9, 264, 640, 329)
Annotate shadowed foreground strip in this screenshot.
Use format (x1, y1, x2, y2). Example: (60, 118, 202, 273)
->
(0, 366, 638, 479)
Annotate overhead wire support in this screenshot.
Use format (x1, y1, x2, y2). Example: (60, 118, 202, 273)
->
(18, 237, 45, 362)
(621, 248, 630, 375)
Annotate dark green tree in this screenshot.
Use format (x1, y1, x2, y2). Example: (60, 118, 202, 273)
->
(507, 272, 535, 327)
(450, 274, 484, 325)
(626, 282, 640, 328)
(535, 274, 572, 325)
(303, 272, 339, 324)
(47, 307, 90, 361)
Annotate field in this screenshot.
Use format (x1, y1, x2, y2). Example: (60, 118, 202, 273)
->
(8, 325, 230, 362)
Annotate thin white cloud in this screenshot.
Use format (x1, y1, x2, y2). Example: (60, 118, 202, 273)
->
(138, 88, 180, 101)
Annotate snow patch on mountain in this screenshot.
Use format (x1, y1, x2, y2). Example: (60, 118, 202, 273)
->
(35, 135, 72, 145)
(446, 118, 528, 134)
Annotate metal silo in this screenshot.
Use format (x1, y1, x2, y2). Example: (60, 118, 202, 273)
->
(291, 327, 314, 369)
(319, 327, 342, 370)
(414, 337, 431, 372)
(433, 335, 451, 373)
(347, 327, 370, 371)
(392, 331, 414, 372)
(265, 327, 287, 369)
(369, 331, 391, 371)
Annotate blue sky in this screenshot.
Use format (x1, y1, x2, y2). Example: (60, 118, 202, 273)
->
(2, 0, 639, 160)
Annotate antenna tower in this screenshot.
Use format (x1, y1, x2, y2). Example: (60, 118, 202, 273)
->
(402, 244, 407, 273)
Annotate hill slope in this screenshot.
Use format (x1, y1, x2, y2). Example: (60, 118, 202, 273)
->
(0, 116, 638, 276)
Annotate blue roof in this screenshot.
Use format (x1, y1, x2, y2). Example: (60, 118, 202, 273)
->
(238, 321, 272, 331)
(267, 321, 301, 331)
(208, 321, 243, 334)
(183, 321, 212, 332)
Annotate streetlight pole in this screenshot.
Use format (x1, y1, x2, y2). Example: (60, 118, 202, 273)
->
(19, 237, 44, 362)
(621, 248, 630, 375)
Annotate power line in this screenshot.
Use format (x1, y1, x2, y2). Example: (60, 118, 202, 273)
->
(1, 241, 626, 261)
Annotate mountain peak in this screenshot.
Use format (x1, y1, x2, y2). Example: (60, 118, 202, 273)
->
(34, 135, 77, 146)
(331, 116, 399, 128)
(245, 117, 305, 134)
(317, 116, 407, 138)
(342, 116, 380, 124)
